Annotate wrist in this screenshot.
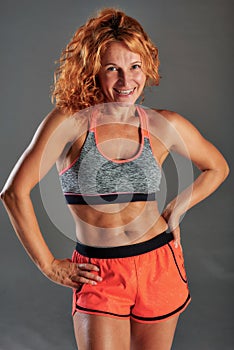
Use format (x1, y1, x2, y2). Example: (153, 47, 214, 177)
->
(163, 203, 183, 221)
(37, 255, 56, 276)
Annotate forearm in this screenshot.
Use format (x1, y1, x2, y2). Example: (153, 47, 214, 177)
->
(165, 167, 229, 218)
(1, 189, 103, 289)
(1, 189, 54, 274)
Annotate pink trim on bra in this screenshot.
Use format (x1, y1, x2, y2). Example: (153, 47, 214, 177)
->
(93, 106, 147, 164)
(63, 191, 148, 196)
(58, 106, 151, 174)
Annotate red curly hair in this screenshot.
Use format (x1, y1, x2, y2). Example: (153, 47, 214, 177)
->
(52, 8, 160, 115)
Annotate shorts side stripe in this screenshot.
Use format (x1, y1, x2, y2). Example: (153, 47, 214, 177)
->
(131, 293, 191, 322)
(167, 242, 187, 283)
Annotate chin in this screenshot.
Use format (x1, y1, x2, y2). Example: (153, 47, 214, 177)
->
(113, 95, 139, 104)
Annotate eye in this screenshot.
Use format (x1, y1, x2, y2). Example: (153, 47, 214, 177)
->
(107, 66, 118, 72)
(132, 64, 141, 70)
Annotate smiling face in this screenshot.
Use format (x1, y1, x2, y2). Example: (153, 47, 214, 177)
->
(97, 42, 146, 104)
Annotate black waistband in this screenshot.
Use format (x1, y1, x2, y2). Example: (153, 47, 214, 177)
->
(65, 192, 156, 205)
(75, 231, 174, 259)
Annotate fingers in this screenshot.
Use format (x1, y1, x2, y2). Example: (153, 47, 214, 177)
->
(71, 263, 102, 285)
(46, 259, 103, 289)
(162, 208, 182, 248)
(171, 225, 181, 248)
(78, 263, 100, 272)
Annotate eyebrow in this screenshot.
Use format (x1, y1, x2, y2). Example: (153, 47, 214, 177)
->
(104, 61, 142, 67)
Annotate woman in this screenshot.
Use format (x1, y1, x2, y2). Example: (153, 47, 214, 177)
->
(1, 8, 229, 350)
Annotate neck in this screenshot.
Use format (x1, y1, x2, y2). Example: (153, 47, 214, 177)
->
(97, 102, 138, 123)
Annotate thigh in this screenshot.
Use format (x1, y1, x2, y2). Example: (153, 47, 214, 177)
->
(73, 312, 131, 350)
(130, 315, 179, 350)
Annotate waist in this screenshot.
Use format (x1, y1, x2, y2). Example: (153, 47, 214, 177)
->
(75, 231, 174, 259)
(69, 199, 168, 246)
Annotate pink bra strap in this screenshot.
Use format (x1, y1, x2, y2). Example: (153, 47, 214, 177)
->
(90, 105, 150, 138)
(136, 106, 150, 139)
(89, 108, 98, 132)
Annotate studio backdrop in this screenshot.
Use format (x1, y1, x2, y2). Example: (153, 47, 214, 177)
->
(0, 1, 233, 349)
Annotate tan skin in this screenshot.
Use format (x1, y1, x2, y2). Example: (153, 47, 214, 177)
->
(0, 42, 229, 349)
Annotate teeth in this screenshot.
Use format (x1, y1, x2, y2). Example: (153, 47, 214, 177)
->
(116, 89, 134, 95)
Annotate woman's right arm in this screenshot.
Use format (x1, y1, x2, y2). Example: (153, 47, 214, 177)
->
(0, 108, 101, 288)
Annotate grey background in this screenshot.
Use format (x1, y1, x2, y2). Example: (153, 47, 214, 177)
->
(0, 0, 233, 349)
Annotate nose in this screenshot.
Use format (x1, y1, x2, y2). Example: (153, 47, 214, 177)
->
(117, 69, 132, 87)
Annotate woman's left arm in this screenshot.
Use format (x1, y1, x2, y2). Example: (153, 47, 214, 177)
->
(161, 111, 230, 246)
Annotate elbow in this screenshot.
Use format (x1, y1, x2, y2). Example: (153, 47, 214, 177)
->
(0, 189, 5, 201)
(224, 166, 230, 181)
(0, 186, 28, 205)
(0, 188, 9, 202)
(213, 161, 230, 185)
(1, 187, 16, 204)
(222, 160, 230, 181)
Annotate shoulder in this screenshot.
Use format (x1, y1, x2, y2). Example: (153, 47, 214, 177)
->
(39, 108, 76, 130)
(36, 107, 89, 143)
(145, 108, 207, 153)
(144, 108, 195, 146)
(40, 107, 91, 126)
(151, 108, 202, 137)
(145, 108, 184, 126)
(153, 109, 191, 127)
(36, 108, 71, 135)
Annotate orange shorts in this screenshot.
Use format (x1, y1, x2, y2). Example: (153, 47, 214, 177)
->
(72, 232, 191, 323)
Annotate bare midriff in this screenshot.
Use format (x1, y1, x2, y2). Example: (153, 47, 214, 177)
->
(68, 200, 168, 247)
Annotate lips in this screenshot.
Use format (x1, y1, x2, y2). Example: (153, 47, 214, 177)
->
(113, 88, 135, 96)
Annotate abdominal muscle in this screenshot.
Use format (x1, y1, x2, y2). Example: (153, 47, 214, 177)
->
(68, 201, 168, 247)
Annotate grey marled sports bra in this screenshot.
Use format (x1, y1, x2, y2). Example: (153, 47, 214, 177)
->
(59, 106, 161, 205)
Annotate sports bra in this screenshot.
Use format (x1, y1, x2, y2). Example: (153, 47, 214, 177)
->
(59, 106, 161, 205)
